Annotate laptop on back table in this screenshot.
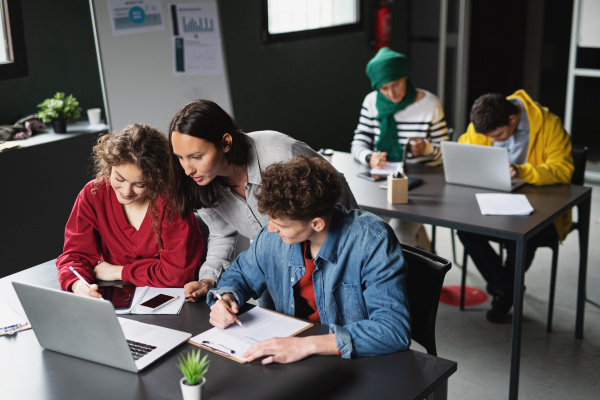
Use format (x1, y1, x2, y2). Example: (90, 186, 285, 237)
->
(441, 141, 526, 192)
(13, 282, 191, 373)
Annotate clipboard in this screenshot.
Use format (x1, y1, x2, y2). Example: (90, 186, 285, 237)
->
(189, 307, 314, 364)
(0, 301, 32, 336)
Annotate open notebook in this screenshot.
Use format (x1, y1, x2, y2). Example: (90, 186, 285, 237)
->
(190, 307, 313, 363)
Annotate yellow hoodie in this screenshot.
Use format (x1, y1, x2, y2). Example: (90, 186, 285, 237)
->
(459, 89, 573, 240)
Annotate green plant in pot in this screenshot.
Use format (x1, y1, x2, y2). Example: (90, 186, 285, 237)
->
(37, 92, 82, 133)
(178, 349, 210, 400)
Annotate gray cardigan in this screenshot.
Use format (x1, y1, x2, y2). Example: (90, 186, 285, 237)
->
(197, 130, 358, 282)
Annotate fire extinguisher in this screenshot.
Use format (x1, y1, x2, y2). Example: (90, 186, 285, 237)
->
(374, 0, 392, 50)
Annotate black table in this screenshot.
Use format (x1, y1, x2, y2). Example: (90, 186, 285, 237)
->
(0, 261, 457, 400)
(332, 151, 591, 400)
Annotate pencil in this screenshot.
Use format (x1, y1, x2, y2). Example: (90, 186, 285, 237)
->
(215, 292, 243, 326)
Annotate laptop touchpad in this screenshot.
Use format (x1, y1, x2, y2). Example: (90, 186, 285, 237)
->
(121, 321, 155, 339)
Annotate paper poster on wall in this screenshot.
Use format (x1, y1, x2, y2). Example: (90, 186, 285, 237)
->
(107, 0, 165, 36)
(579, 0, 600, 48)
(170, 2, 224, 75)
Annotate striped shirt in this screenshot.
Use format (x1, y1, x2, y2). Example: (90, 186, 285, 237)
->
(351, 90, 449, 166)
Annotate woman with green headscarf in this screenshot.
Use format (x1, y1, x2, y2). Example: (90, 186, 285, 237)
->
(351, 48, 449, 250)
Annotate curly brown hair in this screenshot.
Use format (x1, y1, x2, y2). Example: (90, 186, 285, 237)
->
(470, 93, 520, 134)
(92, 124, 172, 251)
(256, 155, 342, 221)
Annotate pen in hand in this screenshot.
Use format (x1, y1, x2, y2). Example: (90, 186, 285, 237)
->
(215, 292, 243, 326)
(69, 266, 93, 289)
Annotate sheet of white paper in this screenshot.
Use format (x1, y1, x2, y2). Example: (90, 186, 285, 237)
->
(370, 162, 402, 175)
(190, 307, 311, 362)
(171, 2, 224, 75)
(476, 193, 534, 215)
(115, 287, 185, 315)
(107, 0, 165, 36)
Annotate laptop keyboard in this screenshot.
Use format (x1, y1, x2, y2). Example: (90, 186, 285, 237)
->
(127, 340, 157, 360)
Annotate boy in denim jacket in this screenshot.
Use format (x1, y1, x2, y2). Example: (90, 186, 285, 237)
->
(207, 155, 411, 363)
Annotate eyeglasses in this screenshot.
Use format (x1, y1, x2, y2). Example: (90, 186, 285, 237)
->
(200, 340, 236, 356)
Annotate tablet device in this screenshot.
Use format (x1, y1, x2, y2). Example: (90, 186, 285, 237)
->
(99, 285, 135, 310)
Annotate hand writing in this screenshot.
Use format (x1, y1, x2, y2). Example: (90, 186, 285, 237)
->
(71, 280, 102, 298)
(209, 293, 239, 329)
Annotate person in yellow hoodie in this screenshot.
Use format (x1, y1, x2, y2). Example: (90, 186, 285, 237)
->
(457, 90, 573, 322)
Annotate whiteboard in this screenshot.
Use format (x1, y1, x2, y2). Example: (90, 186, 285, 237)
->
(89, 0, 233, 132)
(579, 0, 600, 48)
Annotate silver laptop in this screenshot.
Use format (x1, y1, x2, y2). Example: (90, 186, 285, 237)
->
(12, 282, 191, 373)
(441, 141, 526, 192)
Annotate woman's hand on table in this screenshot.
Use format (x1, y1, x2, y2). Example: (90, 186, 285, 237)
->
(94, 261, 123, 281)
(184, 279, 216, 302)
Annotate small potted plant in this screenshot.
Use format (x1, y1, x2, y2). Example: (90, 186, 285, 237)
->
(177, 349, 210, 400)
(36, 92, 82, 133)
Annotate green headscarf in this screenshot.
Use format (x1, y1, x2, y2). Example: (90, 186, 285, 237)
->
(366, 48, 416, 161)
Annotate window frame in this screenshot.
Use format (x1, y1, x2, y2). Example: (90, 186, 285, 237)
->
(260, 0, 363, 44)
(0, 0, 28, 80)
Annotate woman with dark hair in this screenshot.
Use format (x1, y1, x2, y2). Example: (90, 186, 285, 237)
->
(56, 124, 204, 298)
(169, 100, 357, 301)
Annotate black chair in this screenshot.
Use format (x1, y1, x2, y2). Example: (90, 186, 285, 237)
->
(402, 244, 452, 356)
(459, 145, 589, 332)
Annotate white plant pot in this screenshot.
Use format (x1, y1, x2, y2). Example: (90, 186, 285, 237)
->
(180, 376, 206, 400)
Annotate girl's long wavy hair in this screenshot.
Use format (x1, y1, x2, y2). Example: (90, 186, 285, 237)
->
(168, 99, 250, 218)
(92, 124, 172, 251)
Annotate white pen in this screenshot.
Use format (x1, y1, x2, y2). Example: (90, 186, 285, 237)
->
(215, 292, 243, 326)
(69, 266, 93, 289)
(396, 163, 405, 178)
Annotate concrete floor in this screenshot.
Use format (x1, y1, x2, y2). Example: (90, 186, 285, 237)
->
(415, 182, 600, 399)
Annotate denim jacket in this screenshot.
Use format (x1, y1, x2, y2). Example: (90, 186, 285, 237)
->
(207, 205, 411, 359)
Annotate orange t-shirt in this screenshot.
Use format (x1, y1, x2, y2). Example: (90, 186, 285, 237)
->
(293, 241, 321, 323)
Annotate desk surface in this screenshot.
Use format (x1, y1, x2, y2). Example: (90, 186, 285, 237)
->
(333, 151, 592, 399)
(0, 261, 457, 400)
(333, 152, 590, 240)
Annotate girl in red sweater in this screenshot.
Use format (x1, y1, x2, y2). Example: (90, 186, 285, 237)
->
(56, 124, 204, 298)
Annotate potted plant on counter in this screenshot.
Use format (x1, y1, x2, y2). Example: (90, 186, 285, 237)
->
(178, 349, 210, 400)
(36, 92, 82, 133)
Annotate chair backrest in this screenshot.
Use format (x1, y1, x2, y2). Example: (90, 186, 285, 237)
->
(402, 244, 452, 356)
(571, 145, 588, 186)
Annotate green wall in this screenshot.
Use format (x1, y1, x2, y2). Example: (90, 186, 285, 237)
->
(0, 0, 103, 124)
(219, 0, 409, 152)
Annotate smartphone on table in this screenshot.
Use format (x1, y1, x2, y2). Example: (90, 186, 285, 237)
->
(136, 293, 179, 312)
(356, 171, 387, 182)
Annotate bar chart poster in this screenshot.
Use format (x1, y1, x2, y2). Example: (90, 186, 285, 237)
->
(107, 0, 165, 36)
(170, 2, 224, 75)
